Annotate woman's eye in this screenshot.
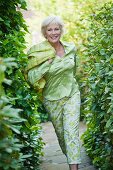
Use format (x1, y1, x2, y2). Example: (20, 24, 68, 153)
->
(55, 28, 60, 30)
(47, 28, 60, 32)
(47, 29, 51, 31)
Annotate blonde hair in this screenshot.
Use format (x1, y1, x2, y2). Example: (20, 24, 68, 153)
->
(41, 15, 64, 38)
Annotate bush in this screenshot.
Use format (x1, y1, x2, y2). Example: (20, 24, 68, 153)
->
(0, 0, 44, 169)
(0, 58, 26, 169)
(82, 2, 113, 169)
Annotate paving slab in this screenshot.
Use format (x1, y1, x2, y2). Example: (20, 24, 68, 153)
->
(40, 121, 97, 170)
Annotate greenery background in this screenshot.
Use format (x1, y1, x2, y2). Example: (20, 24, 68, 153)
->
(24, 0, 111, 120)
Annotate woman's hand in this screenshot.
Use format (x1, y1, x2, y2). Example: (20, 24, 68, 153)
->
(48, 58, 53, 64)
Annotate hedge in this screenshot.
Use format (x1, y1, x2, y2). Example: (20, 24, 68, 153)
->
(0, 0, 44, 169)
(82, 2, 113, 169)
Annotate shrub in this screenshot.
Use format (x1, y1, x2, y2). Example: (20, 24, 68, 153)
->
(82, 2, 113, 169)
(0, 0, 44, 169)
(0, 58, 26, 169)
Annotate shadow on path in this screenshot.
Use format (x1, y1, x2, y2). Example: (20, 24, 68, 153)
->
(40, 121, 97, 170)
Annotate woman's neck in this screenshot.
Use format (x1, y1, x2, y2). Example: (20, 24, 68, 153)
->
(49, 41, 65, 57)
(49, 41, 61, 51)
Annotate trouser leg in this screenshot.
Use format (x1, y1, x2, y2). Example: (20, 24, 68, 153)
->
(63, 92, 81, 164)
(43, 99, 66, 155)
(43, 91, 81, 164)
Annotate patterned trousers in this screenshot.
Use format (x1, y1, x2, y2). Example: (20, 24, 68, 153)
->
(43, 91, 81, 164)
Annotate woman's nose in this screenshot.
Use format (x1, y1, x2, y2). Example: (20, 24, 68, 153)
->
(51, 30, 56, 34)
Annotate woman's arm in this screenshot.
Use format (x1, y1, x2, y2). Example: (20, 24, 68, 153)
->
(27, 61, 50, 89)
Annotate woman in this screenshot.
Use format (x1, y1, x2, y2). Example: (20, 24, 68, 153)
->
(25, 16, 81, 170)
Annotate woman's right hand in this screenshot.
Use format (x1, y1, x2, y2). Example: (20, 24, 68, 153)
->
(48, 58, 53, 64)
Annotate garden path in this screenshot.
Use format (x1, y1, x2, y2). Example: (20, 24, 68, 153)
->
(40, 121, 97, 170)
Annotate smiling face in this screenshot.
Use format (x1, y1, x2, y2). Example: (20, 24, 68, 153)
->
(45, 23, 61, 44)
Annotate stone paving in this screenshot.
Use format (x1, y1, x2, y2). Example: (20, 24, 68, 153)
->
(40, 121, 97, 170)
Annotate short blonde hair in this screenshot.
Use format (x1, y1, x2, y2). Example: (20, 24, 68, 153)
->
(41, 15, 64, 38)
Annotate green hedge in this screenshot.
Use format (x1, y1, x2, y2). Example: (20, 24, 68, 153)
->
(0, 0, 44, 169)
(82, 2, 113, 169)
(0, 58, 26, 169)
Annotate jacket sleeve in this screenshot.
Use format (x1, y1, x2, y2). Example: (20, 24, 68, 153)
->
(27, 61, 50, 89)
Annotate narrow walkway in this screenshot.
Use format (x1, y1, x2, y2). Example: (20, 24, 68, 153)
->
(40, 121, 97, 170)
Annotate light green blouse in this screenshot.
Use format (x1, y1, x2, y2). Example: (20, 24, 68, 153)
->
(27, 40, 79, 101)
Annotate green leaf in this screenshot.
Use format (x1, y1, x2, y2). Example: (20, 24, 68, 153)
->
(106, 117, 113, 128)
(0, 17, 4, 21)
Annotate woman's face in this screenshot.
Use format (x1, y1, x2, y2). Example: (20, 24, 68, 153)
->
(45, 23, 61, 44)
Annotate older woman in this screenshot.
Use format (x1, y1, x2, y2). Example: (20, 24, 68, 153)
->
(25, 16, 81, 170)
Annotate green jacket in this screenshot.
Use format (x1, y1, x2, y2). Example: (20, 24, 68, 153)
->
(25, 40, 55, 89)
(26, 40, 79, 100)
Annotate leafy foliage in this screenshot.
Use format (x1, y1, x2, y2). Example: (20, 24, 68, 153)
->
(82, 2, 113, 169)
(0, 58, 25, 170)
(0, 0, 44, 169)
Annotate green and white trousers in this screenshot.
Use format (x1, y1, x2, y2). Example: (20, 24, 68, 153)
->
(43, 91, 81, 164)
